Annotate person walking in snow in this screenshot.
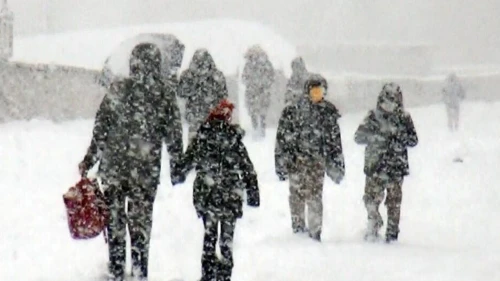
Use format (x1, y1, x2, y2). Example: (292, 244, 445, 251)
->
(442, 73, 466, 132)
(354, 83, 418, 243)
(274, 74, 345, 242)
(79, 43, 185, 281)
(285, 57, 309, 106)
(178, 48, 229, 142)
(176, 99, 260, 281)
(242, 45, 275, 138)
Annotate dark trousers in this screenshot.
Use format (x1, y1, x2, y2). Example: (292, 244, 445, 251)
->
(250, 113, 267, 137)
(104, 179, 156, 281)
(363, 175, 403, 240)
(288, 158, 325, 238)
(201, 213, 237, 281)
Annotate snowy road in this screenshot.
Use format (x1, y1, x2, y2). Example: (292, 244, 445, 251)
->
(1, 102, 499, 281)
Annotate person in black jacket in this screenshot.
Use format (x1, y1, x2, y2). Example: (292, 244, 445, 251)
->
(354, 83, 418, 243)
(285, 57, 309, 105)
(242, 45, 275, 138)
(275, 74, 345, 242)
(177, 99, 260, 281)
(178, 49, 228, 141)
(79, 43, 184, 281)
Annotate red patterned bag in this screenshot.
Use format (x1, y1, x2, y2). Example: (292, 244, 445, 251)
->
(63, 178, 109, 241)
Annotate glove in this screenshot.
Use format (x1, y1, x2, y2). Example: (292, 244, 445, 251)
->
(276, 171, 288, 182)
(326, 166, 344, 185)
(170, 171, 186, 186)
(78, 161, 88, 177)
(247, 191, 260, 207)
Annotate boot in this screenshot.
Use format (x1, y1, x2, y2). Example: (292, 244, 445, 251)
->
(385, 232, 399, 243)
(364, 217, 383, 242)
(291, 216, 306, 234)
(217, 260, 233, 281)
(309, 231, 321, 242)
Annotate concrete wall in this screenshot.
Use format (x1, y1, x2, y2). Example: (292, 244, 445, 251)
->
(0, 62, 498, 126)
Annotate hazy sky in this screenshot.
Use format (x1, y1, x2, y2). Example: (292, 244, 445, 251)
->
(8, 0, 500, 66)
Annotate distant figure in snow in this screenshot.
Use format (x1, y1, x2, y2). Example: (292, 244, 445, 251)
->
(79, 43, 185, 281)
(178, 49, 228, 142)
(275, 74, 345, 242)
(354, 83, 418, 243)
(177, 99, 260, 281)
(442, 73, 466, 132)
(242, 45, 275, 138)
(285, 57, 309, 106)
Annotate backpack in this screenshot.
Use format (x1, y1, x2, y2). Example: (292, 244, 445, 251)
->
(63, 178, 109, 242)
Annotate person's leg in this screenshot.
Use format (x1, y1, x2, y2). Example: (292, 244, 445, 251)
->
(201, 214, 219, 281)
(385, 178, 404, 243)
(128, 190, 155, 279)
(289, 172, 306, 233)
(363, 176, 385, 240)
(218, 218, 237, 281)
(103, 180, 128, 281)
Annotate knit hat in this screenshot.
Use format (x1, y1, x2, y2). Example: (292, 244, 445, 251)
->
(207, 99, 235, 122)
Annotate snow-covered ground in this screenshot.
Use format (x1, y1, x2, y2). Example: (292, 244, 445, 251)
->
(12, 19, 297, 76)
(1, 101, 499, 281)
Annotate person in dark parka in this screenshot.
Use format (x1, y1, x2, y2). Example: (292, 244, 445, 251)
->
(177, 99, 260, 281)
(79, 43, 184, 281)
(285, 57, 309, 105)
(242, 45, 275, 138)
(178, 49, 229, 141)
(354, 82, 418, 243)
(275, 74, 345, 242)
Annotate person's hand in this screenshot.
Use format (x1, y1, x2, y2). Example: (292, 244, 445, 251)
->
(78, 161, 88, 177)
(277, 171, 288, 182)
(171, 172, 186, 186)
(326, 167, 344, 185)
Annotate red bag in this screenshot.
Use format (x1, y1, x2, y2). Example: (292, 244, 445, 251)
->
(63, 178, 110, 242)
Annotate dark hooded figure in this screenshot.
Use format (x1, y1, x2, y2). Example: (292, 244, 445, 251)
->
(285, 57, 309, 105)
(275, 74, 345, 242)
(178, 49, 229, 141)
(242, 45, 275, 138)
(177, 99, 260, 281)
(354, 83, 418, 243)
(79, 43, 184, 281)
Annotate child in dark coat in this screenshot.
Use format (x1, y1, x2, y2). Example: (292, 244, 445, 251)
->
(177, 99, 260, 281)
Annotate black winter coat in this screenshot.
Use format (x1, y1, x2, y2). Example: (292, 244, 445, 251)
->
(354, 109, 418, 178)
(242, 54, 275, 107)
(285, 57, 309, 105)
(82, 77, 184, 187)
(179, 119, 260, 220)
(275, 97, 345, 183)
(178, 50, 228, 127)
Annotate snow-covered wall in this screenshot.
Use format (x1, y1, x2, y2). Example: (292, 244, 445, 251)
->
(1, 61, 498, 124)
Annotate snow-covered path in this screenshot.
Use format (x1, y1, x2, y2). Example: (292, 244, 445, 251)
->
(1, 102, 499, 281)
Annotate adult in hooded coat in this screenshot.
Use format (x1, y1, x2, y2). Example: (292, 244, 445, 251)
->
(79, 43, 184, 281)
(442, 73, 466, 132)
(275, 74, 345, 242)
(178, 49, 229, 141)
(285, 57, 309, 105)
(242, 45, 275, 137)
(354, 83, 418, 243)
(177, 99, 260, 281)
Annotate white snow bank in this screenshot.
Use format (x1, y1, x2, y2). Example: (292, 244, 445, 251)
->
(12, 19, 297, 76)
